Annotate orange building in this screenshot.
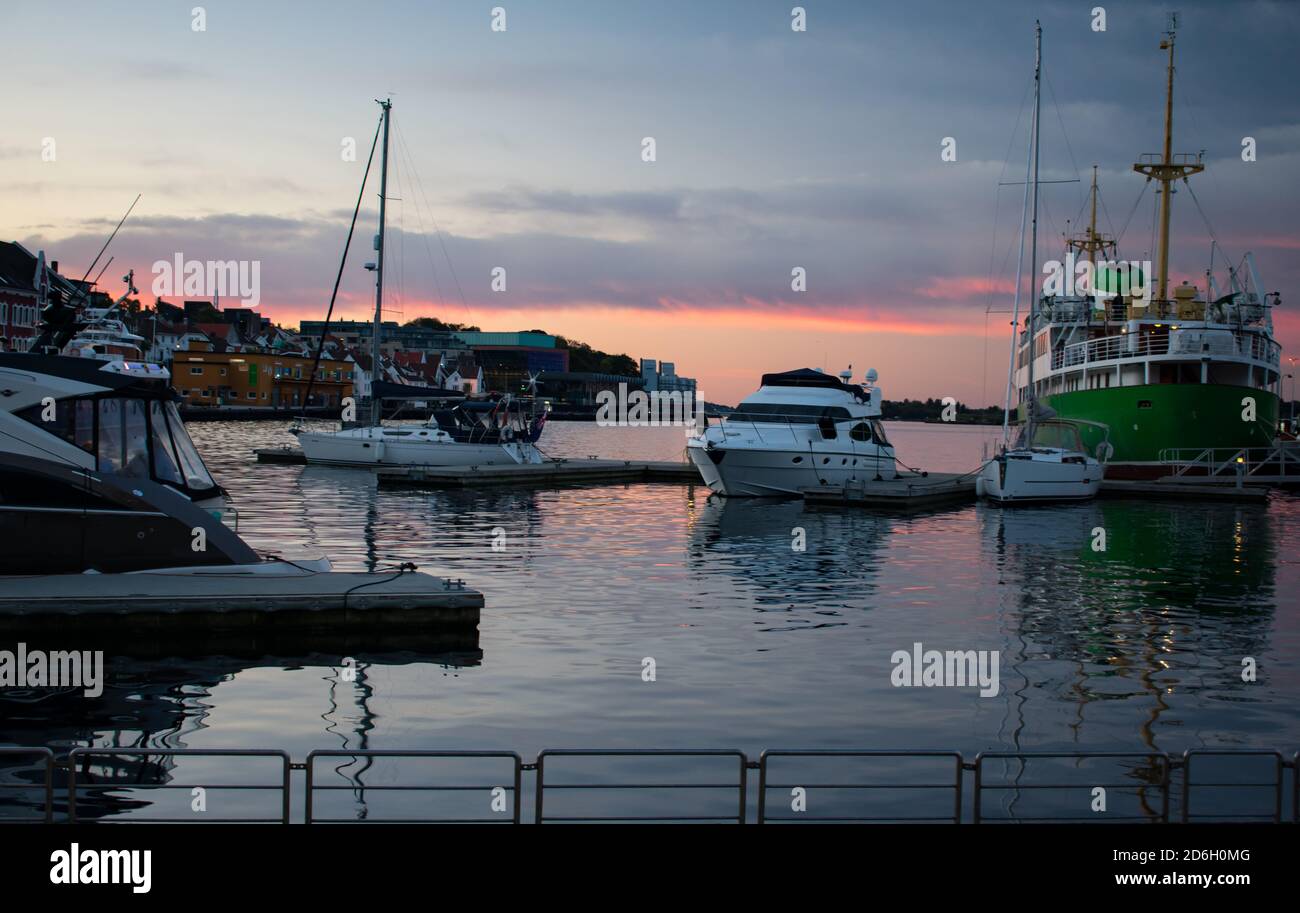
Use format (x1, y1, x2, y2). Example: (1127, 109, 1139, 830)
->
(173, 345, 354, 409)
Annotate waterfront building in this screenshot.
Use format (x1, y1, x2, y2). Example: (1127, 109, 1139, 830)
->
(535, 370, 645, 409)
(454, 330, 568, 392)
(172, 342, 354, 409)
(640, 358, 697, 397)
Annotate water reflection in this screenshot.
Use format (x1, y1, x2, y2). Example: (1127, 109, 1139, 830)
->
(689, 495, 892, 622)
(980, 499, 1278, 756)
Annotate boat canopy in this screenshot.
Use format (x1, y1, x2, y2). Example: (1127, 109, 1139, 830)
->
(759, 368, 870, 402)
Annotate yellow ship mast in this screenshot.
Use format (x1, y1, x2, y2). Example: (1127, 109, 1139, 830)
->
(1133, 13, 1203, 307)
(1067, 165, 1116, 273)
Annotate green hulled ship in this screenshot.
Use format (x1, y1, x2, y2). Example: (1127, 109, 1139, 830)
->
(1013, 20, 1283, 478)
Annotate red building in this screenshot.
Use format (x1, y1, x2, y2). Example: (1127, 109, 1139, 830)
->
(0, 242, 45, 352)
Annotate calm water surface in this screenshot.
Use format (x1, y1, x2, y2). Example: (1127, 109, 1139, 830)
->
(3, 419, 1297, 819)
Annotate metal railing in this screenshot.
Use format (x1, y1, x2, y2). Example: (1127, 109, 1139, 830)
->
(974, 751, 1171, 823)
(1182, 750, 1288, 823)
(67, 748, 291, 824)
(0, 747, 54, 824)
(535, 750, 748, 824)
(0, 746, 1294, 824)
(758, 750, 963, 824)
(1160, 443, 1300, 482)
(1052, 329, 1280, 371)
(1054, 333, 1169, 370)
(305, 750, 522, 824)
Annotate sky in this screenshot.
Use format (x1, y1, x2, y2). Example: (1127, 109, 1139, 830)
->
(4, 0, 1298, 406)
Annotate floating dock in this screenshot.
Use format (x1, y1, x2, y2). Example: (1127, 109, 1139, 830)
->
(256, 447, 701, 488)
(0, 568, 482, 634)
(1098, 478, 1270, 503)
(377, 458, 699, 489)
(802, 472, 1271, 509)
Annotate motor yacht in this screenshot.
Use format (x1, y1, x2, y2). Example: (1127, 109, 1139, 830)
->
(687, 367, 897, 496)
(0, 351, 256, 574)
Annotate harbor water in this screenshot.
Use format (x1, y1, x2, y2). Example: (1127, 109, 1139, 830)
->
(3, 420, 1297, 818)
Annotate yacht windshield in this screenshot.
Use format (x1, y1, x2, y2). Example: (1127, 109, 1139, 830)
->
(161, 400, 217, 492)
(97, 398, 150, 478)
(149, 400, 185, 485)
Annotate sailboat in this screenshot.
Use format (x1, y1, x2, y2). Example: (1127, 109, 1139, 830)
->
(293, 99, 546, 468)
(978, 22, 1106, 504)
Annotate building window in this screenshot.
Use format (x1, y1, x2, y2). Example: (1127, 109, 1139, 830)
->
(190, 366, 203, 375)
(220, 367, 227, 376)
(247, 392, 256, 400)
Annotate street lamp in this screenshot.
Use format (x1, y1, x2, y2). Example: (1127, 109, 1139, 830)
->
(1288, 356, 1296, 433)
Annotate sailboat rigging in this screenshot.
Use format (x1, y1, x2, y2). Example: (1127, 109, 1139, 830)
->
(293, 99, 547, 468)
(978, 22, 1107, 504)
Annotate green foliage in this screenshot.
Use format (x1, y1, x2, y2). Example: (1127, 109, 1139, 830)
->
(881, 398, 1002, 424)
(404, 316, 481, 332)
(554, 335, 638, 376)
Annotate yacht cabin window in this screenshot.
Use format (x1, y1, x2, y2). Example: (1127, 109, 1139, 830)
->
(16, 394, 217, 495)
(728, 403, 853, 424)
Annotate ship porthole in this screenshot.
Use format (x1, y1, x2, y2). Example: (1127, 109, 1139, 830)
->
(791, 456, 803, 464)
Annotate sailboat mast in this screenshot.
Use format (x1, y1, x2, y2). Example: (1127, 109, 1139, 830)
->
(1000, 46, 1036, 446)
(1025, 21, 1042, 433)
(371, 98, 392, 426)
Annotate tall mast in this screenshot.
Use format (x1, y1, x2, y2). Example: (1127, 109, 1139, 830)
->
(1000, 31, 1037, 446)
(371, 98, 391, 426)
(1067, 165, 1116, 302)
(1025, 21, 1042, 436)
(1133, 13, 1203, 308)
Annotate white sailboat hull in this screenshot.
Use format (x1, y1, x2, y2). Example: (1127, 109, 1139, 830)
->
(977, 450, 1102, 503)
(296, 427, 542, 467)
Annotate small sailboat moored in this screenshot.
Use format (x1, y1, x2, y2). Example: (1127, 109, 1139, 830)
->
(978, 22, 1107, 504)
(292, 98, 547, 468)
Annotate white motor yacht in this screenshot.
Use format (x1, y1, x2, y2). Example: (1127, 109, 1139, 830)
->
(687, 367, 897, 496)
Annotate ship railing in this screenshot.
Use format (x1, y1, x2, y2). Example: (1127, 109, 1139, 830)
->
(1159, 443, 1300, 481)
(4, 746, 1296, 824)
(1052, 333, 1170, 370)
(1053, 328, 1278, 372)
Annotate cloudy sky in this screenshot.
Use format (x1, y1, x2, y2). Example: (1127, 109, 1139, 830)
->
(5, 0, 1298, 405)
